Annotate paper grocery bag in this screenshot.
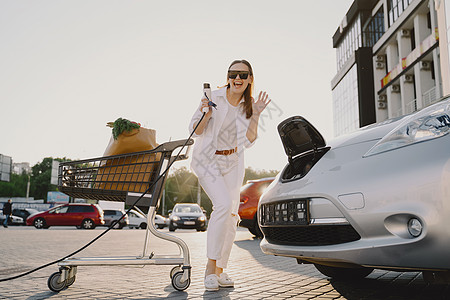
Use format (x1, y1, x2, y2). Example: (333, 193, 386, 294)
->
(96, 127, 161, 193)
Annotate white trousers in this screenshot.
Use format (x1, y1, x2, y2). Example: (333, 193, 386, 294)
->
(198, 154, 241, 269)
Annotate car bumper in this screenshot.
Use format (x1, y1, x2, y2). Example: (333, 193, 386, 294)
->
(172, 220, 206, 229)
(260, 230, 450, 271)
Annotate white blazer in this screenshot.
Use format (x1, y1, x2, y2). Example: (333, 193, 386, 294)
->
(188, 87, 256, 181)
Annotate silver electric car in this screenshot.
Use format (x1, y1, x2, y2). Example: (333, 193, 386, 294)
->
(259, 96, 450, 282)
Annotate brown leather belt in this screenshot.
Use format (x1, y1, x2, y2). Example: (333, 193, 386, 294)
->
(215, 147, 237, 156)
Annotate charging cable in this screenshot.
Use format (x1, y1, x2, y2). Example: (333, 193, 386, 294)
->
(0, 112, 207, 282)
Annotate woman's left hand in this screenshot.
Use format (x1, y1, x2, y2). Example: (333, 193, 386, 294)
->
(252, 91, 271, 117)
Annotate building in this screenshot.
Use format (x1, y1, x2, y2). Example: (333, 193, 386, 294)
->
(436, 0, 450, 94)
(13, 162, 31, 175)
(331, 0, 450, 137)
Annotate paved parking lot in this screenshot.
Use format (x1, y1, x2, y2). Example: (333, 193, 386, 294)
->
(0, 226, 449, 299)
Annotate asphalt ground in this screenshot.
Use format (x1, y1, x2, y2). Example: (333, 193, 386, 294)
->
(0, 226, 449, 299)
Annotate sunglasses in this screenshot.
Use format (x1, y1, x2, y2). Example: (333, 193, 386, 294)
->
(228, 70, 250, 80)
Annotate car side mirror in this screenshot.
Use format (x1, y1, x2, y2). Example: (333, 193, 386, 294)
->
(203, 210, 206, 214)
(168, 210, 172, 214)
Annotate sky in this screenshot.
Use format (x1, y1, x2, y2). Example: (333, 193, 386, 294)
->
(0, 0, 354, 172)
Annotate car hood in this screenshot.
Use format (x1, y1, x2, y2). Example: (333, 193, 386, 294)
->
(27, 212, 40, 219)
(277, 114, 407, 158)
(328, 116, 406, 149)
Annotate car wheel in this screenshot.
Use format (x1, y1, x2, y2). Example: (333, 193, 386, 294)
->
(140, 223, 148, 229)
(34, 218, 46, 229)
(81, 219, 95, 230)
(248, 215, 263, 238)
(157, 224, 164, 229)
(169, 222, 176, 232)
(314, 264, 373, 280)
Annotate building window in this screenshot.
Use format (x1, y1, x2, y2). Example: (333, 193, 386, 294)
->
(332, 65, 359, 136)
(410, 26, 416, 50)
(363, 7, 385, 47)
(388, 0, 412, 27)
(336, 16, 362, 70)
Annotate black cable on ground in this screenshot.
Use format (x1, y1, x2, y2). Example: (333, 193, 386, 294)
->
(0, 112, 206, 282)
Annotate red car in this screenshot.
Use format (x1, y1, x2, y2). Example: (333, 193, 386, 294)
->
(26, 203, 104, 229)
(239, 177, 275, 237)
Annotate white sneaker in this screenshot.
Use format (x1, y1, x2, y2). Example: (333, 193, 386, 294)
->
(204, 274, 219, 291)
(218, 273, 234, 287)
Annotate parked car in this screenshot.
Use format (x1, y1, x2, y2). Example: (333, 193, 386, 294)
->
(26, 203, 104, 229)
(127, 209, 167, 229)
(103, 209, 129, 229)
(154, 214, 168, 229)
(259, 97, 450, 282)
(12, 208, 39, 225)
(238, 177, 275, 237)
(127, 209, 147, 229)
(169, 203, 207, 232)
(0, 213, 23, 225)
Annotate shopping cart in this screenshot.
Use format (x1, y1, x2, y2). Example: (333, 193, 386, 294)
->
(47, 139, 194, 292)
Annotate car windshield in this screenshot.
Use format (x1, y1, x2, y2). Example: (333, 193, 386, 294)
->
(174, 205, 201, 213)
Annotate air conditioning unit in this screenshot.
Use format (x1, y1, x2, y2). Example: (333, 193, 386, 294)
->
(378, 102, 387, 109)
(400, 29, 410, 37)
(403, 74, 414, 83)
(376, 62, 385, 69)
(376, 55, 385, 62)
(391, 85, 400, 93)
(378, 94, 387, 102)
(419, 61, 431, 70)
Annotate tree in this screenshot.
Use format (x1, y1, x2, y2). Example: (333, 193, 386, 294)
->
(29, 157, 68, 202)
(0, 173, 29, 197)
(160, 167, 212, 215)
(243, 167, 279, 183)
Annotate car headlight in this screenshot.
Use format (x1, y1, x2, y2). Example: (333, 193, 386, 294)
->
(364, 99, 450, 157)
(198, 216, 206, 221)
(172, 216, 180, 221)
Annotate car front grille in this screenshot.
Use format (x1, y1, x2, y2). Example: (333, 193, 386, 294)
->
(179, 217, 198, 221)
(260, 199, 360, 246)
(261, 225, 360, 246)
(260, 199, 308, 226)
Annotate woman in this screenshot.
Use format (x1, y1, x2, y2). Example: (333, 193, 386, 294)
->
(188, 59, 270, 291)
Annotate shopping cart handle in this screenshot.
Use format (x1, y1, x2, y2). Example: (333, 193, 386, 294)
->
(159, 139, 194, 153)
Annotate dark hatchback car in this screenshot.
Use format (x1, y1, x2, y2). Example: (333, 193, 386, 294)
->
(12, 208, 39, 225)
(169, 203, 207, 232)
(26, 203, 104, 229)
(238, 178, 275, 237)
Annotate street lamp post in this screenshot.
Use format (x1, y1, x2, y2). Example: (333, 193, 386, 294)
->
(26, 174, 30, 201)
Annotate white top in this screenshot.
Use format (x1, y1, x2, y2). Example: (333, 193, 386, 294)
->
(188, 87, 257, 180)
(217, 100, 239, 150)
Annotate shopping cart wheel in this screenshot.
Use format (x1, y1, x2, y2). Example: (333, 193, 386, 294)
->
(66, 272, 76, 287)
(47, 271, 66, 292)
(171, 271, 190, 291)
(170, 266, 182, 278)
